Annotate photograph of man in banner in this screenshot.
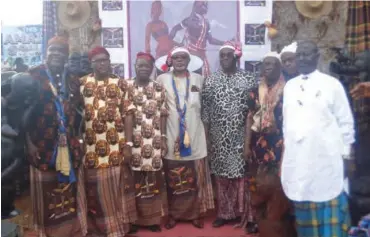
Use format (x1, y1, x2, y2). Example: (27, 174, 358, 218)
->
(128, 0, 238, 77)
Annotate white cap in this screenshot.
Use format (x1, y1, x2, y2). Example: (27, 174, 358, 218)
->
(171, 47, 190, 56)
(219, 44, 236, 51)
(280, 42, 297, 54)
(263, 51, 281, 61)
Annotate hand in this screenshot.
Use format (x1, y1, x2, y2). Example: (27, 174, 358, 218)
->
(350, 82, 370, 100)
(243, 146, 252, 161)
(123, 145, 132, 165)
(79, 139, 86, 156)
(206, 135, 212, 152)
(27, 141, 40, 163)
(161, 137, 168, 158)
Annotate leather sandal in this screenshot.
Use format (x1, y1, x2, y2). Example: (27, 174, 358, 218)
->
(164, 217, 177, 230)
(192, 219, 204, 229)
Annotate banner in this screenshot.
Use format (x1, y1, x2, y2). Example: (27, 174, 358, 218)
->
(1, 25, 43, 67)
(127, 0, 238, 78)
(240, 0, 273, 75)
(97, 0, 273, 78)
(98, 0, 129, 78)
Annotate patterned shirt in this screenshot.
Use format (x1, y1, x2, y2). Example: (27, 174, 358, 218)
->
(28, 65, 82, 171)
(202, 69, 257, 178)
(79, 74, 130, 169)
(125, 79, 168, 171)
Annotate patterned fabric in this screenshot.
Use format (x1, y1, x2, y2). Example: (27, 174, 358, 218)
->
(79, 74, 129, 169)
(30, 166, 85, 237)
(125, 79, 168, 226)
(78, 74, 137, 236)
(251, 76, 285, 133)
(184, 15, 211, 77)
(251, 164, 296, 237)
(126, 79, 168, 171)
(250, 87, 284, 165)
(156, 72, 207, 161)
(345, 0, 370, 138)
(133, 171, 168, 226)
(83, 166, 137, 236)
(42, 0, 58, 56)
(28, 65, 82, 171)
(243, 85, 290, 236)
(164, 158, 214, 220)
(77, 74, 137, 236)
(349, 214, 370, 237)
(202, 69, 257, 178)
(215, 176, 246, 220)
(27, 66, 86, 236)
(294, 192, 351, 237)
(345, 1, 370, 55)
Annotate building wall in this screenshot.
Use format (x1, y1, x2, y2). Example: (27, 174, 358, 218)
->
(272, 1, 348, 73)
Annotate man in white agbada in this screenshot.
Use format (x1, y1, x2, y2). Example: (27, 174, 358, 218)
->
(156, 47, 214, 230)
(281, 40, 354, 237)
(280, 42, 298, 81)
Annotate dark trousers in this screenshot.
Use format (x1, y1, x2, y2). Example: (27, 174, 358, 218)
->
(1, 181, 16, 218)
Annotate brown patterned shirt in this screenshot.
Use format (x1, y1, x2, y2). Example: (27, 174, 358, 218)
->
(79, 74, 131, 169)
(125, 79, 168, 171)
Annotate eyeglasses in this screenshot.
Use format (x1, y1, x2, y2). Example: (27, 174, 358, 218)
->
(91, 58, 110, 64)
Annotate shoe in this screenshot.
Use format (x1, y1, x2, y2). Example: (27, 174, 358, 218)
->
(246, 222, 258, 234)
(212, 218, 226, 228)
(128, 224, 138, 234)
(148, 225, 161, 232)
(164, 217, 177, 230)
(192, 219, 204, 229)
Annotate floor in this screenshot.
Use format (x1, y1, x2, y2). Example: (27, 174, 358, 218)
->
(21, 214, 256, 237)
(14, 193, 257, 237)
(127, 217, 256, 237)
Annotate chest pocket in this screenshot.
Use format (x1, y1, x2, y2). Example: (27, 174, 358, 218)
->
(189, 92, 201, 109)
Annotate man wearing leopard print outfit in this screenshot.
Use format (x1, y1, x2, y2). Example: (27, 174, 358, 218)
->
(202, 41, 257, 228)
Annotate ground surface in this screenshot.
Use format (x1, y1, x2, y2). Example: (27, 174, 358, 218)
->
(14, 194, 257, 237)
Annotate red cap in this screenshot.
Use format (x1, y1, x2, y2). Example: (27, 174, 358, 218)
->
(88, 46, 110, 61)
(136, 52, 155, 63)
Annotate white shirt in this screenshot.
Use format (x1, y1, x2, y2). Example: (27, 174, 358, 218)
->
(281, 70, 355, 202)
(156, 72, 207, 160)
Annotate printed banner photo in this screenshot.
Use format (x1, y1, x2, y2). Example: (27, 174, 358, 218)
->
(127, 0, 239, 78)
(99, 0, 129, 77)
(240, 0, 273, 73)
(1, 25, 43, 67)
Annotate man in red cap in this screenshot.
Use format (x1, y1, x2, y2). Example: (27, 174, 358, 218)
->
(76, 46, 138, 236)
(25, 35, 86, 236)
(124, 52, 169, 233)
(157, 47, 215, 230)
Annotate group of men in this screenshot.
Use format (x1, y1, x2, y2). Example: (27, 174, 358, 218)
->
(3, 33, 370, 237)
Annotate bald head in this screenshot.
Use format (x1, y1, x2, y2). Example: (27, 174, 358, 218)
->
(296, 40, 320, 75)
